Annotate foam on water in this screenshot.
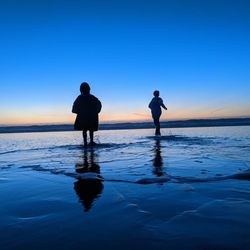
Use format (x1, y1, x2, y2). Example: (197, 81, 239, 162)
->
(1, 129, 250, 179)
(16, 161, 250, 185)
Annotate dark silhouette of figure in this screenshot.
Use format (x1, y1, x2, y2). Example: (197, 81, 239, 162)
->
(72, 82, 102, 146)
(152, 138, 164, 176)
(74, 148, 103, 212)
(148, 90, 167, 136)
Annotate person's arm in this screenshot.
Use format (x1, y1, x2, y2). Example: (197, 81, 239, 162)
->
(72, 97, 80, 114)
(159, 98, 167, 110)
(161, 103, 167, 110)
(148, 100, 153, 109)
(96, 99, 102, 113)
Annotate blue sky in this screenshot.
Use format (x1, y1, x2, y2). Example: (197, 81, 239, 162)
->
(0, 0, 249, 125)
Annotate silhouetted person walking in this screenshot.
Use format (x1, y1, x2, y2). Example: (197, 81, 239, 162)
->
(72, 82, 102, 146)
(148, 90, 167, 136)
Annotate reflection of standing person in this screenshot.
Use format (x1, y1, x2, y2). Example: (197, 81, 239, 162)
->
(152, 138, 164, 176)
(148, 90, 167, 136)
(72, 82, 102, 146)
(74, 148, 103, 212)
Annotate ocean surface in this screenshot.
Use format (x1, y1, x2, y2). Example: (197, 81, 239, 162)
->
(0, 126, 250, 249)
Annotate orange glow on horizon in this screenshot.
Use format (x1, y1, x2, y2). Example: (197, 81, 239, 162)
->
(1, 108, 250, 126)
(0, 104, 250, 126)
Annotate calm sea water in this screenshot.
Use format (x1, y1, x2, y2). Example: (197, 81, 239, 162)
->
(0, 126, 250, 249)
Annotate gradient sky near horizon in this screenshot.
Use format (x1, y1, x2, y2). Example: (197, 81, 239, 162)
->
(0, 0, 249, 125)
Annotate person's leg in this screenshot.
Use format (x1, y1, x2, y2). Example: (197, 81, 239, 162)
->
(157, 120, 161, 135)
(89, 130, 94, 145)
(154, 117, 161, 135)
(82, 130, 87, 146)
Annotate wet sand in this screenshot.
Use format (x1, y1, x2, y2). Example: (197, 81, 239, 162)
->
(1, 127, 250, 249)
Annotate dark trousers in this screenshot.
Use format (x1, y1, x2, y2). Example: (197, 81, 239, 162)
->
(153, 117, 161, 135)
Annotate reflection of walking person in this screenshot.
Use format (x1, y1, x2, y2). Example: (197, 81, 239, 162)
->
(72, 82, 102, 146)
(153, 138, 164, 176)
(148, 90, 167, 136)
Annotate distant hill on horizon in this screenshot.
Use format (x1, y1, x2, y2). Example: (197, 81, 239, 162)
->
(0, 118, 250, 134)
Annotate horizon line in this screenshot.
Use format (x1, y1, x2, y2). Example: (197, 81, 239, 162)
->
(1, 116, 250, 127)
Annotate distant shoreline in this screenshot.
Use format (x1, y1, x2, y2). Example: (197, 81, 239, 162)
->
(0, 118, 250, 134)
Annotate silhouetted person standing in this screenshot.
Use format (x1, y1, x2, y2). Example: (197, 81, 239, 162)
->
(72, 82, 102, 146)
(148, 90, 167, 136)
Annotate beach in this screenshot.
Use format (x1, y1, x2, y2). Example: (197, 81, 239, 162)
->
(1, 126, 250, 249)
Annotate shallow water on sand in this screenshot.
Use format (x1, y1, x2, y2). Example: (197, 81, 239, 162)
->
(0, 126, 250, 249)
